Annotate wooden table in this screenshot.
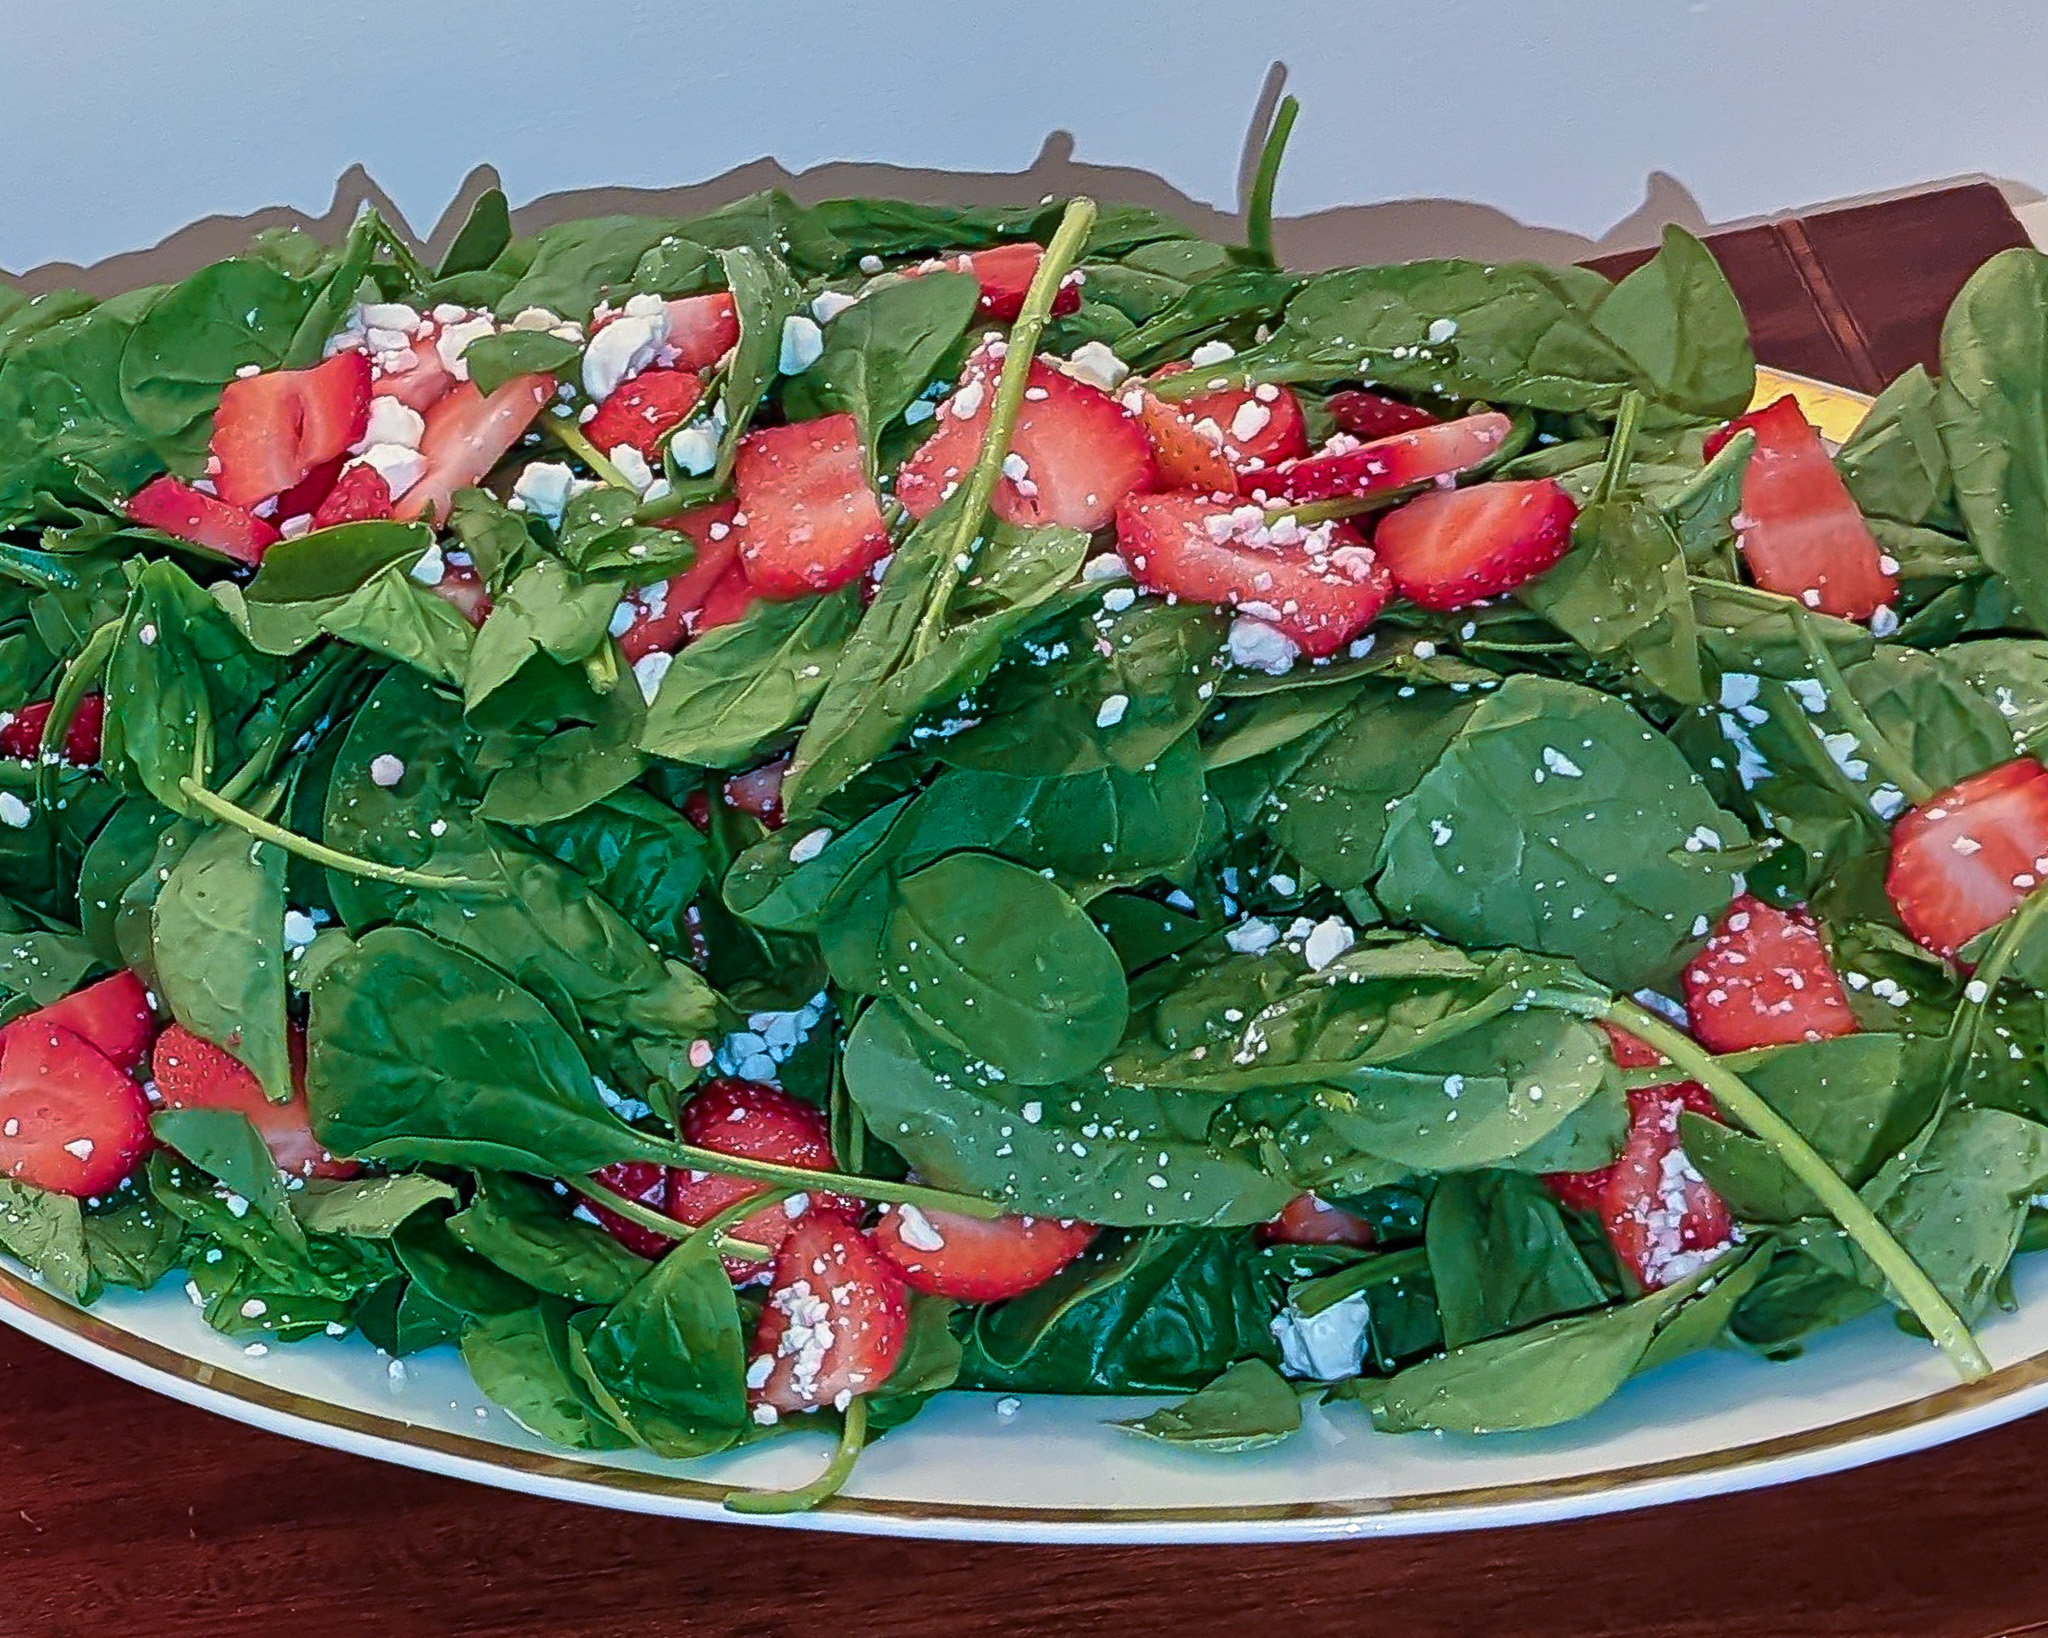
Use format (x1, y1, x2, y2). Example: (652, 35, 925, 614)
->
(5, 184, 2045, 1638)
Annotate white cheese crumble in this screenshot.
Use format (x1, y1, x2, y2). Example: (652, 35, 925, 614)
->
(778, 314, 825, 376)
(1272, 1292, 1371, 1380)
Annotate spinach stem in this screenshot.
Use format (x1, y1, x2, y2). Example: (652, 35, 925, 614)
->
(1244, 95, 1300, 268)
(1791, 608, 1934, 806)
(651, 1136, 1007, 1221)
(176, 777, 491, 894)
(541, 413, 637, 493)
(1665, 427, 1754, 518)
(1938, 881, 2048, 1084)
(1260, 494, 1401, 530)
(909, 196, 1098, 658)
(1594, 391, 1646, 507)
(564, 1175, 774, 1262)
(37, 619, 117, 811)
(724, 1397, 867, 1515)
(1608, 998, 1989, 1382)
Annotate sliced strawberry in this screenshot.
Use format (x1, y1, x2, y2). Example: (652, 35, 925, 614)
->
(584, 1160, 673, 1260)
(1256, 1191, 1378, 1248)
(936, 243, 1083, 323)
(1326, 390, 1440, 441)
(0, 695, 103, 766)
(749, 1213, 910, 1416)
(1546, 1021, 1704, 1222)
(429, 560, 493, 627)
(151, 1023, 356, 1181)
(1887, 759, 2048, 958)
(1118, 491, 1391, 658)
(311, 464, 395, 529)
(368, 330, 459, 413)
(1681, 894, 1858, 1053)
(619, 502, 741, 662)
(586, 367, 704, 462)
(1704, 395, 1897, 621)
(896, 348, 1158, 533)
(273, 456, 345, 525)
(731, 415, 889, 598)
(1138, 363, 1308, 491)
(670, 1079, 854, 1282)
(1598, 1019, 1669, 1071)
(393, 373, 553, 525)
(210, 351, 372, 509)
(126, 476, 279, 565)
(0, 1019, 151, 1197)
(871, 1202, 1095, 1300)
(1371, 478, 1578, 611)
(39, 972, 154, 1073)
(693, 560, 757, 633)
(722, 758, 788, 829)
(1598, 1082, 1734, 1292)
(663, 293, 740, 373)
(1265, 412, 1512, 505)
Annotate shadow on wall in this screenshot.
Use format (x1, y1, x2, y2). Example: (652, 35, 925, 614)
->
(10, 133, 1732, 301)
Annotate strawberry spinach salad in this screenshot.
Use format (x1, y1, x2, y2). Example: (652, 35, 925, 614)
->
(7, 107, 2048, 1507)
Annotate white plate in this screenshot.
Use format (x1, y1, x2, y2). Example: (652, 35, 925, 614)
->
(3, 1250, 2047, 1544)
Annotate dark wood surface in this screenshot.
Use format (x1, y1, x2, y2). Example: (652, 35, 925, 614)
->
(5, 184, 2045, 1638)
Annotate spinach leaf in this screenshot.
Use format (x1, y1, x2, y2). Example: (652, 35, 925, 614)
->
(1376, 674, 1748, 989)
(303, 926, 658, 1175)
(1115, 1358, 1303, 1451)
(119, 259, 319, 443)
(290, 1173, 456, 1238)
(446, 1171, 646, 1304)
(1425, 1170, 1607, 1348)
(496, 216, 683, 317)
(780, 272, 980, 455)
(82, 1189, 184, 1290)
(151, 823, 292, 1101)
(149, 1108, 303, 1244)
(842, 1002, 1293, 1227)
(637, 589, 861, 768)
(0, 1179, 92, 1300)
(462, 1300, 633, 1451)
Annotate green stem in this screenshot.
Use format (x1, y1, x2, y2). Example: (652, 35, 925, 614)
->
(217, 648, 364, 807)
(541, 413, 637, 493)
(1244, 95, 1300, 268)
(37, 619, 117, 810)
(909, 197, 1098, 659)
(1609, 999, 1989, 1381)
(1792, 608, 1933, 806)
(725, 1397, 868, 1516)
(177, 777, 492, 894)
(1260, 494, 1401, 530)
(651, 1137, 1006, 1221)
(1594, 391, 1646, 507)
(364, 209, 435, 290)
(565, 1175, 774, 1262)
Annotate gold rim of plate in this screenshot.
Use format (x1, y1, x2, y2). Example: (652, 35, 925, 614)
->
(11, 364, 1997, 1534)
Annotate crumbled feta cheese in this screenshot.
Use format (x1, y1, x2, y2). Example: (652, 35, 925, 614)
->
(1226, 918, 1281, 955)
(434, 314, 498, 380)
(1188, 340, 1236, 367)
(1301, 917, 1355, 971)
(0, 793, 31, 829)
(1272, 1292, 1370, 1380)
(788, 827, 832, 865)
(811, 290, 860, 324)
(409, 542, 446, 586)
(582, 303, 669, 401)
(893, 1204, 947, 1253)
(354, 395, 426, 454)
(510, 460, 578, 525)
(355, 444, 427, 500)
(368, 754, 405, 788)
(668, 420, 720, 476)
(1061, 341, 1129, 392)
(1095, 693, 1130, 729)
(778, 314, 825, 375)
(1226, 616, 1299, 675)
(633, 651, 675, 705)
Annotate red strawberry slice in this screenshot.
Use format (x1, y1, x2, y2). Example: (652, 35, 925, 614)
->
(692, 560, 757, 633)
(870, 1203, 1095, 1300)
(1546, 1020, 1702, 1219)
(1256, 1191, 1378, 1248)
(1118, 490, 1391, 658)
(273, 456, 345, 525)
(731, 414, 889, 597)
(151, 1023, 356, 1181)
(896, 347, 1158, 533)
(1681, 894, 1858, 1053)
(1704, 395, 1897, 621)
(921, 243, 1082, 323)
(1886, 759, 2048, 958)
(1265, 411, 1512, 505)
(584, 1160, 674, 1259)
(0, 1019, 151, 1197)
(749, 1213, 910, 1416)
(585, 367, 704, 462)
(722, 758, 789, 828)
(126, 476, 279, 565)
(663, 293, 740, 373)
(39, 972, 154, 1072)
(1326, 390, 1440, 441)
(1371, 478, 1578, 610)
(1598, 1082, 1734, 1291)
(210, 351, 372, 509)
(619, 502, 741, 662)
(0, 695, 103, 766)
(670, 1079, 855, 1282)
(311, 464, 395, 529)
(393, 372, 553, 525)
(1598, 1019, 1670, 1071)
(368, 330, 459, 413)
(1139, 363, 1309, 492)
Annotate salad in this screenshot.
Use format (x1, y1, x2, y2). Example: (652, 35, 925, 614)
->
(4, 101, 2048, 1511)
